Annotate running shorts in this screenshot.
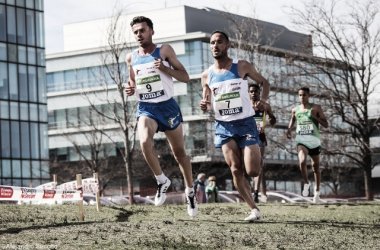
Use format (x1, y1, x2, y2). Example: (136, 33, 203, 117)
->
(297, 143, 321, 156)
(214, 116, 263, 148)
(259, 133, 267, 146)
(136, 97, 183, 132)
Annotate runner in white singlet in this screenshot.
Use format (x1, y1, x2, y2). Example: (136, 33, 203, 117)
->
(199, 31, 271, 221)
(125, 16, 197, 216)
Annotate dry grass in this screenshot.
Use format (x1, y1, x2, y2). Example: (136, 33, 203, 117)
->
(0, 202, 379, 249)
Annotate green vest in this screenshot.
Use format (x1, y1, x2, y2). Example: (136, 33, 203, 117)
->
(295, 103, 321, 148)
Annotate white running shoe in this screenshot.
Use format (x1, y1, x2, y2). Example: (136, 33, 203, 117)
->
(313, 191, 320, 203)
(302, 183, 310, 197)
(186, 193, 198, 217)
(244, 208, 261, 221)
(155, 178, 171, 206)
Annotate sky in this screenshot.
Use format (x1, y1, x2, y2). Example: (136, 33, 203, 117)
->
(44, 0, 302, 54)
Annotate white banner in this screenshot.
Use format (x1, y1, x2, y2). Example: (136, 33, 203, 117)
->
(35, 182, 57, 190)
(56, 178, 99, 194)
(0, 185, 82, 201)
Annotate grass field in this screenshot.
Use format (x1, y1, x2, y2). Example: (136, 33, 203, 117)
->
(0, 202, 379, 249)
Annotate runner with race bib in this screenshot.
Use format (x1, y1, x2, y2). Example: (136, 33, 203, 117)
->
(249, 83, 276, 203)
(286, 86, 329, 203)
(200, 30, 271, 222)
(125, 16, 198, 217)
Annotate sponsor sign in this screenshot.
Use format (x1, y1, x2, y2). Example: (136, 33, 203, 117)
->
(0, 185, 82, 201)
(43, 190, 56, 199)
(0, 186, 13, 198)
(21, 188, 37, 199)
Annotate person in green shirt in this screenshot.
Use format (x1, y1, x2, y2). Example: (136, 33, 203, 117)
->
(205, 176, 219, 203)
(286, 86, 328, 203)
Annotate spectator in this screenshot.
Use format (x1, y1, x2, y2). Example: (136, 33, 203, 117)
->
(206, 176, 219, 203)
(193, 173, 207, 203)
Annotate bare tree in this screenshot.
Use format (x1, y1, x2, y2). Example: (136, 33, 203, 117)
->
(78, 6, 139, 204)
(49, 106, 126, 195)
(285, 0, 380, 200)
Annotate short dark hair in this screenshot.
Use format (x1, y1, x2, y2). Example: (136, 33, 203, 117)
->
(298, 86, 310, 94)
(130, 16, 153, 30)
(249, 83, 261, 91)
(211, 30, 230, 43)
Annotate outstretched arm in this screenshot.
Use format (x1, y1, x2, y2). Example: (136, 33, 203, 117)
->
(286, 108, 296, 139)
(157, 44, 189, 83)
(199, 69, 211, 112)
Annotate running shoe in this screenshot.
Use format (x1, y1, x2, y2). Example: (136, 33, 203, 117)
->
(254, 190, 259, 203)
(186, 193, 198, 217)
(313, 191, 320, 203)
(302, 183, 310, 197)
(244, 208, 261, 221)
(155, 178, 171, 206)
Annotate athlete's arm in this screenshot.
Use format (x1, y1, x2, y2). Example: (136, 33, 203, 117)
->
(311, 104, 329, 128)
(125, 52, 136, 96)
(238, 60, 270, 110)
(286, 108, 296, 139)
(266, 104, 277, 126)
(157, 44, 190, 83)
(199, 69, 211, 111)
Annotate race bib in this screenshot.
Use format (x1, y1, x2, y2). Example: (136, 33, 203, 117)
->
(298, 122, 314, 135)
(215, 92, 243, 116)
(136, 74, 165, 100)
(255, 119, 263, 132)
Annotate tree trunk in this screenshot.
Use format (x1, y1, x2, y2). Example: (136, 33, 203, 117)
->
(126, 156, 134, 205)
(364, 165, 374, 201)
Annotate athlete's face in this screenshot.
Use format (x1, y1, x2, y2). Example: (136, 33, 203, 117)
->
(249, 86, 260, 101)
(210, 33, 230, 59)
(298, 90, 310, 104)
(132, 22, 154, 48)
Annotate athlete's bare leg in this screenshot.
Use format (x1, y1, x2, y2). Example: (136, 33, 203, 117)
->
(310, 154, 321, 192)
(297, 145, 309, 184)
(165, 123, 193, 188)
(138, 116, 162, 175)
(253, 146, 265, 191)
(222, 139, 259, 210)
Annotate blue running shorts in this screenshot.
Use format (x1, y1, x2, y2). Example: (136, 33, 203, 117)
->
(214, 116, 263, 148)
(136, 97, 183, 132)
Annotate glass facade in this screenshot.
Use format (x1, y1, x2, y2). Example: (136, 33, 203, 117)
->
(0, 0, 48, 186)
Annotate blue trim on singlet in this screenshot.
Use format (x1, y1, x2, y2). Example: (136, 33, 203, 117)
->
(209, 61, 241, 86)
(131, 46, 163, 67)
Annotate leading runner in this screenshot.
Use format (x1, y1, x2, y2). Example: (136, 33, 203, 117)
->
(125, 16, 197, 216)
(199, 30, 270, 221)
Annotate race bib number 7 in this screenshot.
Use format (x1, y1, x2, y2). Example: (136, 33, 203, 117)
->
(215, 92, 243, 116)
(136, 74, 165, 100)
(297, 122, 314, 135)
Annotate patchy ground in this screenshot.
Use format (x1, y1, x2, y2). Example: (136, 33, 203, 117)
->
(0, 202, 379, 249)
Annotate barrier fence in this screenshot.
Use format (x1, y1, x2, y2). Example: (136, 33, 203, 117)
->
(0, 173, 102, 221)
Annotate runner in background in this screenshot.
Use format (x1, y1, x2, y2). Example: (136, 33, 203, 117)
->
(286, 86, 328, 203)
(249, 83, 276, 203)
